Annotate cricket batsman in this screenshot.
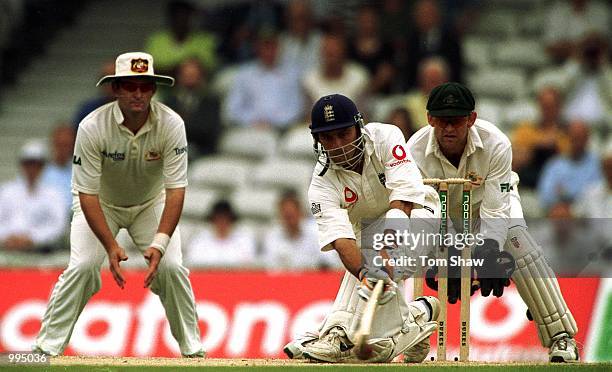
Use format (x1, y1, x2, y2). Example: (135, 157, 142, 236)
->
(33, 52, 205, 357)
(407, 82, 578, 362)
(284, 94, 443, 363)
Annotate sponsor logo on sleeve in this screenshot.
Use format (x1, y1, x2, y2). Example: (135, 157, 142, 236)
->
(500, 183, 512, 192)
(174, 146, 188, 156)
(344, 187, 358, 203)
(387, 145, 411, 167)
(72, 155, 81, 166)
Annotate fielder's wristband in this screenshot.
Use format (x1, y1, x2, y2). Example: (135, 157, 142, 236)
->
(150, 233, 170, 256)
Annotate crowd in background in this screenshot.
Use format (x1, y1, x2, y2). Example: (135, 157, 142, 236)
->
(0, 0, 611, 271)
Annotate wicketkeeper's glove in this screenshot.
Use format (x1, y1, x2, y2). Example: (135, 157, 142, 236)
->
(473, 239, 516, 297)
(357, 266, 397, 305)
(425, 245, 479, 304)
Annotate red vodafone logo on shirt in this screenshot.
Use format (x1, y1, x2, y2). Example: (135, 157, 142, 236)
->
(344, 187, 358, 203)
(392, 145, 407, 160)
(387, 145, 411, 167)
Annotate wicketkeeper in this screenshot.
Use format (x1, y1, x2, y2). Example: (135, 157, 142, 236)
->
(408, 82, 578, 362)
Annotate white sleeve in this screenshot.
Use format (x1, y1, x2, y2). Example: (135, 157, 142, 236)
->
(30, 189, 68, 246)
(72, 126, 102, 195)
(480, 143, 513, 247)
(162, 117, 188, 189)
(308, 173, 355, 251)
(379, 125, 426, 206)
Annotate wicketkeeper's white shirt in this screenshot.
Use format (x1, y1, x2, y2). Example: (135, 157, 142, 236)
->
(308, 123, 431, 251)
(407, 118, 513, 246)
(72, 101, 188, 207)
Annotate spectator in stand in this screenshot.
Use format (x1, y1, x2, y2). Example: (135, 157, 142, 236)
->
(41, 124, 76, 212)
(186, 200, 257, 268)
(404, 57, 449, 129)
(348, 5, 395, 95)
(263, 189, 338, 270)
(574, 142, 612, 219)
(538, 120, 602, 211)
(145, 0, 218, 76)
(386, 107, 415, 141)
(163, 58, 220, 157)
(0, 140, 67, 253)
(226, 27, 304, 131)
(561, 33, 612, 127)
(511, 86, 570, 188)
(303, 32, 369, 109)
(544, 0, 609, 65)
(279, 0, 321, 77)
(401, 0, 463, 90)
(73, 61, 115, 126)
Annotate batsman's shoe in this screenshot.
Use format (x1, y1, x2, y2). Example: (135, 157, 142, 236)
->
(402, 337, 430, 363)
(31, 345, 54, 356)
(183, 349, 206, 358)
(283, 331, 319, 359)
(549, 333, 578, 363)
(303, 327, 354, 363)
(402, 296, 440, 363)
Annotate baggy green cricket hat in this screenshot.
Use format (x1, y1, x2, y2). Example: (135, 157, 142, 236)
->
(426, 82, 475, 117)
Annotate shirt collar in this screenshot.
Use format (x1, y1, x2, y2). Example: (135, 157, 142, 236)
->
(425, 123, 484, 160)
(111, 101, 159, 135)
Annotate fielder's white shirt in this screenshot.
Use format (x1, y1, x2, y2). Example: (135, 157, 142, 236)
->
(308, 123, 427, 251)
(407, 119, 513, 246)
(72, 101, 188, 207)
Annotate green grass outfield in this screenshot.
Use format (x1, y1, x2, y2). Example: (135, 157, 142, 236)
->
(2, 363, 611, 372)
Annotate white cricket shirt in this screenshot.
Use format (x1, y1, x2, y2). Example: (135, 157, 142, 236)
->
(72, 101, 188, 207)
(308, 123, 428, 251)
(407, 118, 513, 246)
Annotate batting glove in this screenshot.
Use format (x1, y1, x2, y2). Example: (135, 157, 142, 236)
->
(357, 266, 397, 305)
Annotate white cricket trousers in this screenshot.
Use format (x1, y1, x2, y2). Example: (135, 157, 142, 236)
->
(35, 193, 203, 356)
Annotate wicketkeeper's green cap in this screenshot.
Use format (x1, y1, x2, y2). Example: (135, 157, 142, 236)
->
(427, 82, 475, 117)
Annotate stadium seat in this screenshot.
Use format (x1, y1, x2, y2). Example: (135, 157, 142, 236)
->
(183, 187, 219, 219)
(467, 68, 527, 101)
(189, 155, 253, 190)
(463, 37, 491, 68)
(494, 39, 549, 70)
(252, 158, 314, 191)
(279, 125, 315, 160)
(475, 98, 504, 126)
(503, 99, 538, 129)
(229, 187, 280, 220)
(219, 127, 278, 159)
(368, 94, 408, 123)
(531, 67, 568, 94)
(472, 10, 518, 39)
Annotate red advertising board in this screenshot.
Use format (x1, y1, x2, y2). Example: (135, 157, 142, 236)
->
(0, 269, 599, 361)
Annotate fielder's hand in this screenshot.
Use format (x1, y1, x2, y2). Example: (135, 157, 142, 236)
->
(108, 245, 128, 289)
(473, 239, 515, 297)
(144, 247, 162, 288)
(357, 266, 397, 305)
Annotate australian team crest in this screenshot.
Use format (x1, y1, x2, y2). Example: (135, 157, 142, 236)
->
(323, 104, 335, 122)
(443, 94, 458, 106)
(131, 58, 149, 73)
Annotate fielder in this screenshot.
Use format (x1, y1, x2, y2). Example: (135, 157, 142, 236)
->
(407, 82, 578, 362)
(284, 94, 442, 363)
(33, 52, 205, 357)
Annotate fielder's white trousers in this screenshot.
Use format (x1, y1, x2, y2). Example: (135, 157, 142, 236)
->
(35, 193, 203, 356)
